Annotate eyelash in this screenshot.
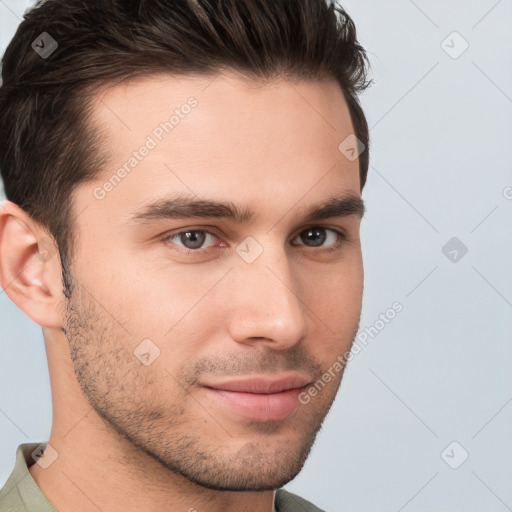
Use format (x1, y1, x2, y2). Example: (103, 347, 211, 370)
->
(160, 227, 347, 254)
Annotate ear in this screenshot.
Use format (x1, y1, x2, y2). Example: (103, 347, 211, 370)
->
(0, 199, 65, 328)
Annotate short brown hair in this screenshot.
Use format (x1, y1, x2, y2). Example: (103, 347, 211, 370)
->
(0, 0, 372, 293)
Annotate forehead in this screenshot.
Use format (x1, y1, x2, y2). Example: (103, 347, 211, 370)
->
(89, 71, 355, 161)
(78, 72, 360, 225)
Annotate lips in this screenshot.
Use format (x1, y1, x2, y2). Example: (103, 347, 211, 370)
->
(200, 374, 311, 421)
(203, 374, 311, 394)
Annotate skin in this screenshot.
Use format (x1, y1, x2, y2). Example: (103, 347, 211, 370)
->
(0, 72, 364, 512)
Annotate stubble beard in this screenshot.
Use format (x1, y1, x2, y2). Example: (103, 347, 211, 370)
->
(62, 274, 356, 491)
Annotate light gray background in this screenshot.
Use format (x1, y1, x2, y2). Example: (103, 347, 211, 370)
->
(1, 1, 511, 511)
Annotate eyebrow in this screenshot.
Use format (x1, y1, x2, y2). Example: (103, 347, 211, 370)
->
(128, 193, 365, 225)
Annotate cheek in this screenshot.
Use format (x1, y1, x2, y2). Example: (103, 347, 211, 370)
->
(80, 238, 362, 351)
(301, 258, 363, 349)
(304, 252, 363, 307)
(87, 249, 219, 333)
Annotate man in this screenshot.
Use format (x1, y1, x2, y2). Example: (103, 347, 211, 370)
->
(0, 0, 371, 510)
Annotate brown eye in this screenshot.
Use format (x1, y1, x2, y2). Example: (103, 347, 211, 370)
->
(299, 228, 327, 247)
(292, 227, 345, 249)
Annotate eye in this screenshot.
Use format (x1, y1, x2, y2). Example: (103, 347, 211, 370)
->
(162, 229, 220, 251)
(160, 226, 347, 254)
(291, 227, 346, 250)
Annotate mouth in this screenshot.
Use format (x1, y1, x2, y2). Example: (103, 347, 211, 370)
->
(200, 374, 311, 421)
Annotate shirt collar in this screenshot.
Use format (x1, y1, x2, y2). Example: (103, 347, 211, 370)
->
(0, 442, 56, 511)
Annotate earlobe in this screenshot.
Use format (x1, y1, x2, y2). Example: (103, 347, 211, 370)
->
(0, 200, 64, 328)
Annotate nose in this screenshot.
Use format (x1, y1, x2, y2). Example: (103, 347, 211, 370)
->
(226, 242, 308, 350)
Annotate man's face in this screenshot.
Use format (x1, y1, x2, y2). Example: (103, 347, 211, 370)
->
(63, 73, 364, 491)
